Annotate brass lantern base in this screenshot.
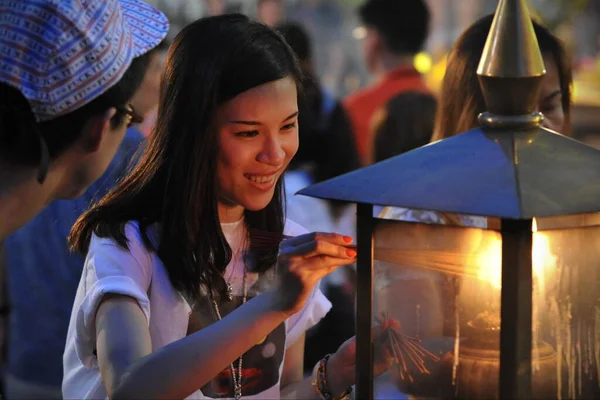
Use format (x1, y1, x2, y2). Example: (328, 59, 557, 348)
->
(392, 338, 557, 399)
(453, 340, 557, 399)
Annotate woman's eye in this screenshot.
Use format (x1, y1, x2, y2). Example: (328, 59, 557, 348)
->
(540, 100, 561, 114)
(282, 122, 297, 131)
(235, 130, 259, 138)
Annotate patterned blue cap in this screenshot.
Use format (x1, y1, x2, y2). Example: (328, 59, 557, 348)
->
(0, 0, 169, 122)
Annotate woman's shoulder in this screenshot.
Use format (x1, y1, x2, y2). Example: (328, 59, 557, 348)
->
(90, 220, 137, 245)
(89, 220, 158, 260)
(85, 220, 157, 286)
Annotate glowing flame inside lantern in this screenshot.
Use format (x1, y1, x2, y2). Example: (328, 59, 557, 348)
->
(475, 218, 557, 289)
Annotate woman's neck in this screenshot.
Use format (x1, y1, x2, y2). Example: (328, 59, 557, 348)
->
(218, 201, 245, 224)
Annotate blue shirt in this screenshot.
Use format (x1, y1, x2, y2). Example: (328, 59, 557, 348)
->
(4, 127, 144, 387)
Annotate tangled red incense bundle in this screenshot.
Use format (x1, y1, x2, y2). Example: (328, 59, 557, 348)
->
(375, 312, 440, 383)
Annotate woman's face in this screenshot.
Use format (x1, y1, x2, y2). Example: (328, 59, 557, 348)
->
(215, 76, 299, 220)
(538, 54, 566, 134)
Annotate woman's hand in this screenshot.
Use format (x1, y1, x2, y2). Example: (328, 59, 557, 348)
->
(325, 326, 391, 397)
(274, 232, 356, 316)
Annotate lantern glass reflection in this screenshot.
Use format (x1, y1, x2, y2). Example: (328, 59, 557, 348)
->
(372, 213, 600, 399)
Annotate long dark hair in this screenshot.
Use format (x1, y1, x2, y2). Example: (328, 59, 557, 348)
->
(432, 14, 572, 141)
(69, 14, 302, 304)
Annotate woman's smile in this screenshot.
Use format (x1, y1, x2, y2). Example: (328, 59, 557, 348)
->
(244, 171, 280, 190)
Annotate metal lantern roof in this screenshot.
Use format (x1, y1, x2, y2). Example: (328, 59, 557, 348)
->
(298, 127, 600, 219)
(299, 0, 600, 219)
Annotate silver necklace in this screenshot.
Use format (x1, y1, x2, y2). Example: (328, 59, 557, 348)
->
(226, 244, 246, 301)
(224, 256, 236, 302)
(225, 226, 246, 302)
(211, 254, 248, 400)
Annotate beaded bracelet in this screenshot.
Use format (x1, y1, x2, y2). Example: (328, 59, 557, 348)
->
(311, 354, 353, 400)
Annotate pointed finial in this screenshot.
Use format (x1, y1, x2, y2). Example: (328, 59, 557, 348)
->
(477, 0, 546, 116)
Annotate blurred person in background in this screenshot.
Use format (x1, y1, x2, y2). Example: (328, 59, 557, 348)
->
(276, 21, 361, 376)
(204, 0, 244, 17)
(1, 39, 169, 399)
(425, 0, 486, 57)
(204, 0, 228, 16)
(370, 91, 437, 164)
(573, 0, 600, 66)
(130, 40, 170, 138)
(257, 0, 285, 27)
(431, 14, 572, 141)
(288, 0, 347, 96)
(344, 0, 431, 166)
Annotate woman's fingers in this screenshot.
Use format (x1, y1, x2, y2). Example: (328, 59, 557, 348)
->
(277, 232, 357, 280)
(280, 238, 357, 260)
(288, 254, 357, 278)
(310, 254, 356, 270)
(274, 233, 357, 316)
(280, 231, 354, 250)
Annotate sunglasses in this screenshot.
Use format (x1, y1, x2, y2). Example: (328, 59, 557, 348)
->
(115, 104, 144, 127)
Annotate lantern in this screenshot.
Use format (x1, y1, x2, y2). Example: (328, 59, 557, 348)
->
(299, 0, 600, 399)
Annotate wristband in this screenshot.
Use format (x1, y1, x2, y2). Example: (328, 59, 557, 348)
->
(311, 354, 353, 400)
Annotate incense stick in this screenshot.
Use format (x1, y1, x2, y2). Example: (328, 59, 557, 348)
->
(375, 312, 440, 383)
(375, 247, 495, 281)
(248, 228, 356, 252)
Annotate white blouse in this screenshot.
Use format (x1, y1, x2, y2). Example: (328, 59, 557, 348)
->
(62, 219, 331, 399)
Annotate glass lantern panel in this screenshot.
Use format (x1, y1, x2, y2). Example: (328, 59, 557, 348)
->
(372, 217, 502, 399)
(535, 214, 600, 399)
(370, 213, 600, 400)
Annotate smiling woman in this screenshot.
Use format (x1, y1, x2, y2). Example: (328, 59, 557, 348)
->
(216, 77, 299, 222)
(61, 13, 372, 400)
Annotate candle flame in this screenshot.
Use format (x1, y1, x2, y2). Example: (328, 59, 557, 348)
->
(475, 218, 556, 289)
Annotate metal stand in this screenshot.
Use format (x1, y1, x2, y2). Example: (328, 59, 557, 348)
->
(356, 203, 374, 400)
(500, 218, 533, 399)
